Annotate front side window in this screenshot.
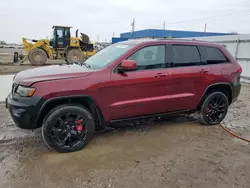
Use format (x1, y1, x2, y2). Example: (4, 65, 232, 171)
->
(56, 29, 63, 38)
(200, 46, 228, 64)
(64, 29, 70, 38)
(128, 45, 165, 70)
(172, 45, 201, 67)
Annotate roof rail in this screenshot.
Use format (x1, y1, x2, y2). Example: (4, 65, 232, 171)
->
(156, 38, 205, 42)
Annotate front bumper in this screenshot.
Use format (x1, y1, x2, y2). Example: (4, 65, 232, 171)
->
(6, 93, 43, 129)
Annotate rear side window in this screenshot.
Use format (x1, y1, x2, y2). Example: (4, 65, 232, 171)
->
(172, 45, 201, 67)
(200, 46, 228, 64)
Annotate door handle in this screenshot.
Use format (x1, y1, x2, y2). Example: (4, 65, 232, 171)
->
(155, 73, 167, 78)
(200, 69, 209, 74)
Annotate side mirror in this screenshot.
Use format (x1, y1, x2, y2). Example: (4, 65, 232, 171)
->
(117, 60, 137, 73)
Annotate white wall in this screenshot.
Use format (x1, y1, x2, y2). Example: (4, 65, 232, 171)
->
(0, 75, 14, 102)
(184, 34, 250, 78)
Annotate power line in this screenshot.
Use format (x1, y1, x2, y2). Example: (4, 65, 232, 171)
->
(165, 11, 250, 26)
(89, 10, 250, 26)
(146, 11, 250, 31)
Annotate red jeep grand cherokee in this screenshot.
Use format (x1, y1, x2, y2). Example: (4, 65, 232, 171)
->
(6, 39, 242, 152)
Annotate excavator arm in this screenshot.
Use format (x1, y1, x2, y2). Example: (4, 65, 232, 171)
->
(22, 37, 54, 57)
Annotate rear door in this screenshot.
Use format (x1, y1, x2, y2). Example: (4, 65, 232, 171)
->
(167, 43, 209, 111)
(199, 45, 232, 80)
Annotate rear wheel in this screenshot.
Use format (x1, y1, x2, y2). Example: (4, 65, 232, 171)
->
(42, 105, 95, 153)
(199, 92, 229, 125)
(28, 48, 47, 66)
(66, 49, 85, 64)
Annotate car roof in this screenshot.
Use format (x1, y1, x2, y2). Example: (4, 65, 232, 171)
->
(119, 38, 223, 47)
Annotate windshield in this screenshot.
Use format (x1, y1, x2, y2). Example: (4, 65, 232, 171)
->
(84, 43, 135, 69)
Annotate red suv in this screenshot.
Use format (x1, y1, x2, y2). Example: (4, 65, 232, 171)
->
(6, 39, 242, 152)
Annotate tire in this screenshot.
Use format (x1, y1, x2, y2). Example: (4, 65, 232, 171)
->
(199, 92, 229, 125)
(66, 49, 85, 64)
(42, 105, 95, 153)
(28, 48, 47, 66)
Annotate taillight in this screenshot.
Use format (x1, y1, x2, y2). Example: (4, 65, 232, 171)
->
(233, 66, 242, 83)
(237, 67, 242, 74)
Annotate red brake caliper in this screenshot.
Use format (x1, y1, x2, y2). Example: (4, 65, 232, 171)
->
(205, 106, 210, 113)
(76, 120, 84, 132)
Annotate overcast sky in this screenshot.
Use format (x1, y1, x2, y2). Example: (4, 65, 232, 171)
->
(1, 0, 250, 43)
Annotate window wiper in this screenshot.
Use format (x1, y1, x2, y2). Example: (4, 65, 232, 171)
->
(74, 61, 91, 68)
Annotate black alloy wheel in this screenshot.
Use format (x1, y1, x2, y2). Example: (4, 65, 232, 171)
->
(50, 113, 87, 148)
(42, 105, 95, 153)
(199, 92, 229, 125)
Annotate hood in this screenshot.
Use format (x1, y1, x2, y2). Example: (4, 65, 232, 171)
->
(14, 64, 94, 86)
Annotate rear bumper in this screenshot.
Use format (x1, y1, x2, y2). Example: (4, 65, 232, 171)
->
(6, 93, 43, 129)
(231, 82, 241, 103)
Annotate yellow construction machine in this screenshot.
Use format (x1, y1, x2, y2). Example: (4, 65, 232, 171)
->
(22, 26, 96, 65)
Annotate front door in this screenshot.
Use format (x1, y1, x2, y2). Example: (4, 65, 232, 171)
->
(63, 28, 71, 47)
(110, 44, 171, 120)
(55, 28, 64, 48)
(54, 28, 70, 49)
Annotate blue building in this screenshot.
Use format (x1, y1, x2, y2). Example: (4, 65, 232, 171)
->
(112, 29, 231, 43)
(121, 29, 231, 39)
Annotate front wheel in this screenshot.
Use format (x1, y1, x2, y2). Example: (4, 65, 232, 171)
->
(28, 48, 48, 66)
(199, 92, 229, 125)
(42, 105, 95, 153)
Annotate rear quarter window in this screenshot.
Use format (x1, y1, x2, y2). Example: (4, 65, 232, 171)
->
(200, 46, 228, 64)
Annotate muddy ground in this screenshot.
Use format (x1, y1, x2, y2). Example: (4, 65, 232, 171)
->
(0, 83, 249, 188)
(0, 48, 250, 187)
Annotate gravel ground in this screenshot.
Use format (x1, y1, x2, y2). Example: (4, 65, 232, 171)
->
(0, 83, 249, 188)
(221, 83, 250, 140)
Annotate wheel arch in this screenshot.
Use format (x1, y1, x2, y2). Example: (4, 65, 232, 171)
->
(28, 47, 50, 58)
(36, 95, 105, 130)
(197, 82, 233, 111)
(65, 46, 81, 53)
(30, 40, 51, 58)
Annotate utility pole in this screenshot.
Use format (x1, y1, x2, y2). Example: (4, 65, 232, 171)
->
(97, 34, 99, 42)
(204, 23, 207, 33)
(163, 21, 166, 30)
(113, 32, 115, 37)
(131, 18, 136, 38)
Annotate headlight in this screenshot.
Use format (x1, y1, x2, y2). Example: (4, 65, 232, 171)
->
(16, 86, 36, 97)
(72, 40, 77, 44)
